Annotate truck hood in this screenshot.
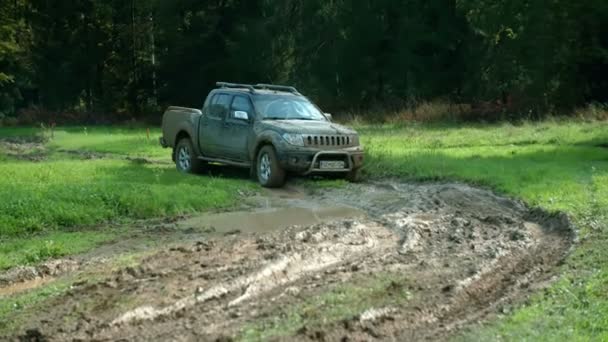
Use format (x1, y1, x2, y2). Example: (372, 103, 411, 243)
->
(259, 120, 357, 135)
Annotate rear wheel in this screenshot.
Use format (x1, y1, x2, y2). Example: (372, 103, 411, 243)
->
(257, 145, 286, 188)
(175, 138, 206, 173)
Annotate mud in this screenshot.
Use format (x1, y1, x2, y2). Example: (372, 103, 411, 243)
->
(0, 136, 169, 164)
(0, 277, 55, 297)
(0, 136, 47, 161)
(176, 205, 365, 235)
(0, 182, 573, 341)
(0, 259, 79, 288)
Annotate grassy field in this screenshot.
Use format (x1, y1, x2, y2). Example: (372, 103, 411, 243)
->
(1, 120, 607, 340)
(0, 126, 252, 269)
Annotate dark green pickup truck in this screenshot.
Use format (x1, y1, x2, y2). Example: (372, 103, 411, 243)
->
(160, 82, 364, 187)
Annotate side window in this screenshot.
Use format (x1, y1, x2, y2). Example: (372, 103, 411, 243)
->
(208, 94, 230, 118)
(230, 96, 253, 118)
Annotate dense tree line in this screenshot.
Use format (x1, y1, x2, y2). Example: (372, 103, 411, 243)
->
(0, 0, 606, 122)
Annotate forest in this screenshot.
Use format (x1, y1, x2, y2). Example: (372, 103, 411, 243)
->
(1, 0, 607, 123)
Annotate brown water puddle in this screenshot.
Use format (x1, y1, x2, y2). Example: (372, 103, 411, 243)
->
(176, 205, 366, 234)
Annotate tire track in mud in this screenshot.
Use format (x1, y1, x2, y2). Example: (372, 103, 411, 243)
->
(2, 182, 573, 341)
(110, 221, 395, 327)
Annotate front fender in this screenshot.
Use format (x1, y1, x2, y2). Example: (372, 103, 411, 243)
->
(249, 130, 285, 161)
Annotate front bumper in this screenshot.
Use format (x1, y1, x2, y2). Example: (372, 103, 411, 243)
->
(277, 147, 364, 174)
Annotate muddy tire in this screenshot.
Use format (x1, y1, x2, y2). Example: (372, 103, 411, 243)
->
(345, 168, 361, 182)
(175, 138, 205, 174)
(257, 145, 286, 188)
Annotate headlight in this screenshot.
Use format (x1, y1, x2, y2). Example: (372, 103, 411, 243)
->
(282, 133, 304, 146)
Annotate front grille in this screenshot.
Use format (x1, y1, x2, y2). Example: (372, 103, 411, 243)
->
(303, 135, 356, 148)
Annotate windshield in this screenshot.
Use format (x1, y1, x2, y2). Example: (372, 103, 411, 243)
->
(253, 95, 327, 121)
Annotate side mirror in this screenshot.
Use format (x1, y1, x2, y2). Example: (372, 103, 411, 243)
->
(324, 113, 333, 122)
(234, 110, 249, 121)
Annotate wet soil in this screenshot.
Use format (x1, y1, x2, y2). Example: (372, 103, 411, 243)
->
(0, 136, 169, 164)
(0, 136, 48, 161)
(0, 182, 573, 341)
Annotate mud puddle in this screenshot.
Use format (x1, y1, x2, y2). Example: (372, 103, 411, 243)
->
(0, 182, 573, 341)
(177, 205, 365, 235)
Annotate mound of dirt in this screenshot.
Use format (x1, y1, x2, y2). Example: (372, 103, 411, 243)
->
(0, 259, 79, 287)
(2, 182, 573, 341)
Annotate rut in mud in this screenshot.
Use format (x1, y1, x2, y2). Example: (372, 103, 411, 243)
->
(1, 182, 573, 341)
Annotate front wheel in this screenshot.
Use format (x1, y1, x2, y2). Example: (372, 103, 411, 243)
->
(257, 146, 286, 188)
(345, 168, 361, 182)
(175, 138, 206, 173)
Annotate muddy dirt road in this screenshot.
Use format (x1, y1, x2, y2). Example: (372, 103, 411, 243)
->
(1, 181, 572, 341)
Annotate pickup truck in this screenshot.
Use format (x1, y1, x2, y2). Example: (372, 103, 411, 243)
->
(160, 82, 364, 187)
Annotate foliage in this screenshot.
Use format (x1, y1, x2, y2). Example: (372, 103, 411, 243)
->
(0, 1, 607, 120)
(0, 0, 31, 118)
(457, 0, 608, 115)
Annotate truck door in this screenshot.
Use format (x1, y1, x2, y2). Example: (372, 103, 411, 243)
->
(199, 93, 231, 157)
(221, 95, 254, 161)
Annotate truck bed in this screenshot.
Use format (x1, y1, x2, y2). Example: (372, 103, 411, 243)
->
(161, 106, 202, 149)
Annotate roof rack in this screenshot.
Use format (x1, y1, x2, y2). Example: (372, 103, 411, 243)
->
(254, 84, 301, 95)
(216, 82, 256, 93)
(215, 82, 301, 95)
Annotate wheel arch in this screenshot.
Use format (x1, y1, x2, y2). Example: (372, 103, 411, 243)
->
(252, 140, 274, 164)
(175, 130, 191, 147)
(172, 130, 192, 162)
(250, 130, 282, 162)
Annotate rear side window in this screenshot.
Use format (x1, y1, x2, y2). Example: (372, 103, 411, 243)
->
(231, 96, 253, 116)
(208, 94, 231, 118)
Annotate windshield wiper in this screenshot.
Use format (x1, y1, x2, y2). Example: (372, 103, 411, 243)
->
(263, 117, 287, 120)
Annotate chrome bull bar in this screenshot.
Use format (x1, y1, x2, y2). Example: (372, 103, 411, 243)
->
(303, 151, 353, 175)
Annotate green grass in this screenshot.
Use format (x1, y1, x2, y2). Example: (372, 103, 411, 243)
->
(0, 126, 41, 138)
(354, 119, 608, 341)
(0, 159, 246, 235)
(49, 126, 167, 158)
(0, 126, 253, 269)
(0, 232, 114, 270)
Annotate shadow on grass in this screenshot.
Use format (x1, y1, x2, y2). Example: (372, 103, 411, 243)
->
(203, 163, 252, 181)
